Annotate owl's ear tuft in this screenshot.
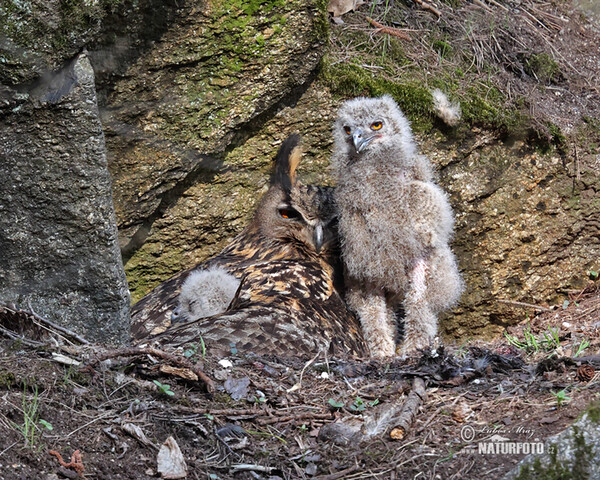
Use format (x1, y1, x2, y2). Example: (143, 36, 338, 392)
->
(272, 134, 302, 192)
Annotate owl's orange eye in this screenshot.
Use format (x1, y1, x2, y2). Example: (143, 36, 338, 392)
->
(343, 126, 351, 135)
(278, 208, 300, 219)
(371, 121, 383, 131)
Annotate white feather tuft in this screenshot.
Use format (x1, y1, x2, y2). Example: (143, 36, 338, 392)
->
(177, 267, 240, 321)
(431, 89, 461, 126)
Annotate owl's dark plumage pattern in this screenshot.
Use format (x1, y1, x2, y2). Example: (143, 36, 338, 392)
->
(131, 135, 367, 358)
(154, 259, 365, 357)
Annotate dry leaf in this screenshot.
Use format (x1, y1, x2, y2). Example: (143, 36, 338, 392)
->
(122, 423, 156, 449)
(157, 436, 187, 479)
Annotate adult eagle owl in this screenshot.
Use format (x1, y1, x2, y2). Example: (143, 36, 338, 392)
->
(131, 135, 367, 358)
(331, 95, 463, 358)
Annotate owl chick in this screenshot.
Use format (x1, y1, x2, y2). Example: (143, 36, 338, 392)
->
(171, 267, 241, 323)
(331, 95, 463, 358)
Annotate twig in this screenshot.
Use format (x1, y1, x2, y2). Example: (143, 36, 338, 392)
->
(0, 325, 45, 347)
(390, 377, 427, 440)
(366, 17, 411, 41)
(231, 464, 275, 473)
(472, 0, 493, 13)
(64, 412, 115, 439)
(287, 350, 321, 393)
(257, 412, 332, 425)
(414, 0, 442, 17)
(574, 355, 600, 365)
(89, 346, 215, 394)
(16, 302, 90, 345)
(497, 299, 553, 312)
(482, 0, 509, 12)
(0, 441, 18, 458)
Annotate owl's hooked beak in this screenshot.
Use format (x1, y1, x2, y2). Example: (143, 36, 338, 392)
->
(313, 223, 324, 253)
(352, 127, 378, 153)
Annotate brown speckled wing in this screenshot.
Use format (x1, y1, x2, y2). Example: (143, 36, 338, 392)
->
(129, 230, 261, 341)
(146, 259, 367, 358)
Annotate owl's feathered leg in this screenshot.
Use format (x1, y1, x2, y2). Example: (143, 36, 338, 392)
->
(399, 258, 437, 358)
(346, 279, 396, 358)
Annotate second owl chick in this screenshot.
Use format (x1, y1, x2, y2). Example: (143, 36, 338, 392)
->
(171, 267, 241, 322)
(331, 95, 463, 358)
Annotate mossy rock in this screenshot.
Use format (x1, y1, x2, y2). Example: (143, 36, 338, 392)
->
(0, 0, 125, 84)
(504, 401, 600, 480)
(102, 0, 328, 263)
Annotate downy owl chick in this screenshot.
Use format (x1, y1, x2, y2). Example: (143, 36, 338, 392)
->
(171, 267, 241, 322)
(331, 95, 463, 358)
(131, 135, 367, 357)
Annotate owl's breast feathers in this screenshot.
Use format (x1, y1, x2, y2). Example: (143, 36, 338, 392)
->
(336, 163, 445, 292)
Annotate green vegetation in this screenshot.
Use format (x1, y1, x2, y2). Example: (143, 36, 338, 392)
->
(524, 52, 560, 84)
(321, 61, 435, 132)
(503, 323, 562, 355)
(11, 384, 52, 450)
(184, 340, 206, 359)
(573, 338, 590, 358)
(433, 38, 453, 59)
(585, 401, 600, 424)
(551, 388, 571, 408)
(328, 396, 379, 412)
(153, 380, 175, 397)
(349, 396, 379, 412)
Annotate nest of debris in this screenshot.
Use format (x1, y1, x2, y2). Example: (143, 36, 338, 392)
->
(1, 286, 599, 479)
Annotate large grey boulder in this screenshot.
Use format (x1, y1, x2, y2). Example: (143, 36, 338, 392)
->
(503, 402, 600, 480)
(0, 53, 130, 345)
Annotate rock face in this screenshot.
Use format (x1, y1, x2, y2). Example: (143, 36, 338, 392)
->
(2, 0, 598, 341)
(435, 139, 600, 338)
(95, 0, 329, 301)
(503, 402, 600, 479)
(0, 0, 125, 85)
(0, 53, 130, 345)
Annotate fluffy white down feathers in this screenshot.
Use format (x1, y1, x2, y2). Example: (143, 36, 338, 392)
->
(174, 267, 241, 322)
(331, 95, 463, 358)
(431, 89, 462, 127)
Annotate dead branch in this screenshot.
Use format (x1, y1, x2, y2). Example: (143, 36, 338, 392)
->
(574, 355, 600, 365)
(89, 346, 215, 395)
(366, 17, 411, 41)
(257, 412, 332, 425)
(0, 324, 45, 347)
(314, 465, 359, 480)
(390, 377, 426, 440)
(0, 302, 90, 345)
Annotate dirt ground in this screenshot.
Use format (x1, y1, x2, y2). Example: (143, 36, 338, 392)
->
(1, 283, 599, 480)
